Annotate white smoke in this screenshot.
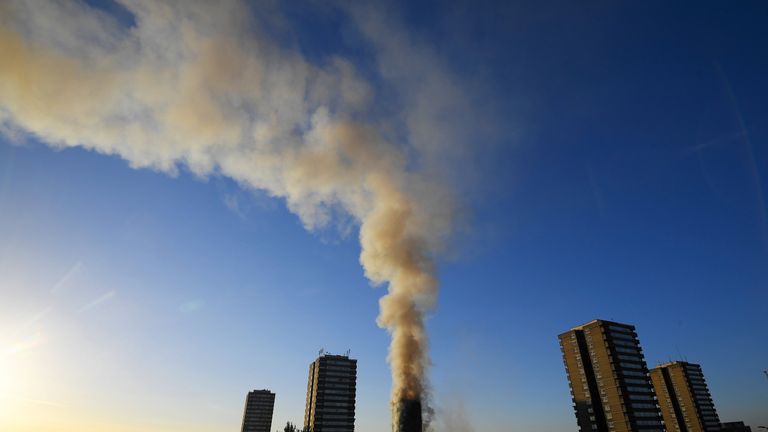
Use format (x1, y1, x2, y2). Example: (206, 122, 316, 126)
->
(0, 1, 480, 427)
(434, 398, 475, 432)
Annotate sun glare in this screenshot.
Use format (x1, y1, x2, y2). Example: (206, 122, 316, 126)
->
(0, 351, 15, 419)
(0, 354, 8, 395)
(0, 345, 22, 398)
(0, 334, 42, 401)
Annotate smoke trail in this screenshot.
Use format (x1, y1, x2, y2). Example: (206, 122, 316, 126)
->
(0, 1, 476, 428)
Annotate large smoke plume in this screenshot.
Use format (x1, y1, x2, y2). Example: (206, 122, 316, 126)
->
(0, 1, 478, 428)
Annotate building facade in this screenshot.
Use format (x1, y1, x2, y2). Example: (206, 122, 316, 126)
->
(304, 353, 357, 432)
(559, 319, 665, 432)
(241, 389, 276, 432)
(720, 422, 752, 432)
(650, 362, 721, 432)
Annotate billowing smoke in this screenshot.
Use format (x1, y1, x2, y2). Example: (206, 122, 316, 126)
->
(0, 1, 477, 428)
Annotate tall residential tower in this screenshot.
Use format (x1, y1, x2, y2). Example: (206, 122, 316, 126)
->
(559, 319, 664, 432)
(650, 361, 721, 432)
(241, 389, 276, 432)
(304, 353, 357, 432)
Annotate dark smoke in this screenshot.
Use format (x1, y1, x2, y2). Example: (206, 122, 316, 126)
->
(397, 398, 423, 432)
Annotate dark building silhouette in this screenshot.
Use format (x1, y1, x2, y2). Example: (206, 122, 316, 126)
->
(304, 353, 357, 432)
(241, 389, 275, 432)
(396, 398, 423, 432)
(559, 319, 664, 432)
(650, 361, 721, 432)
(720, 422, 752, 432)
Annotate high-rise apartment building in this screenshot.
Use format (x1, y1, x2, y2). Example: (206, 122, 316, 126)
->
(559, 319, 664, 432)
(720, 422, 752, 432)
(650, 361, 721, 432)
(304, 353, 357, 432)
(241, 389, 276, 432)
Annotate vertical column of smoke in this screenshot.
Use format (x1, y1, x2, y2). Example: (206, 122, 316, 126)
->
(0, 2, 462, 430)
(360, 174, 437, 431)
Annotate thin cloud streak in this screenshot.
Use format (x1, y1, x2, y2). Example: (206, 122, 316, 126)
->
(717, 65, 768, 253)
(50, 261, 83, 294)
(77, 290, 117, 314)
(687, 131, 746, 153)
(0, 394, 67, 408)
(7, 306, 52, 341)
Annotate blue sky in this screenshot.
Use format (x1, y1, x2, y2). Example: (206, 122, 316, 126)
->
(0, 1, 767, 431)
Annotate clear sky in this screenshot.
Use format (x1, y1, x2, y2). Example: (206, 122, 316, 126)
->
(1, 1, 767, 432)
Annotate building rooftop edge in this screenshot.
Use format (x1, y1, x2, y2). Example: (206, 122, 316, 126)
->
(313, 353, 358, 360)
(558, 319, 636, 336)
(651, 360, 700, 369)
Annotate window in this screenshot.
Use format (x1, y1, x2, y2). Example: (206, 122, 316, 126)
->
(619, 362, 644, 370)
(608, 325, 634, 334)
(618, 354, 643, 362)
(612, 338, 637, 347)
(636, 420, 662, 426)
(628, 394, 655, 401)
(626, 386, 653, 393)
(610, 331, 636, 342)
(615, 346, 641, 354)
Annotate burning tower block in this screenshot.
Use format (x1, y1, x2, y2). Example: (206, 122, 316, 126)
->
(396, 398, 423, 432)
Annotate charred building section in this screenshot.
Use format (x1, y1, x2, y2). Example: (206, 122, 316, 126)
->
(396, 398, 423, 432)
